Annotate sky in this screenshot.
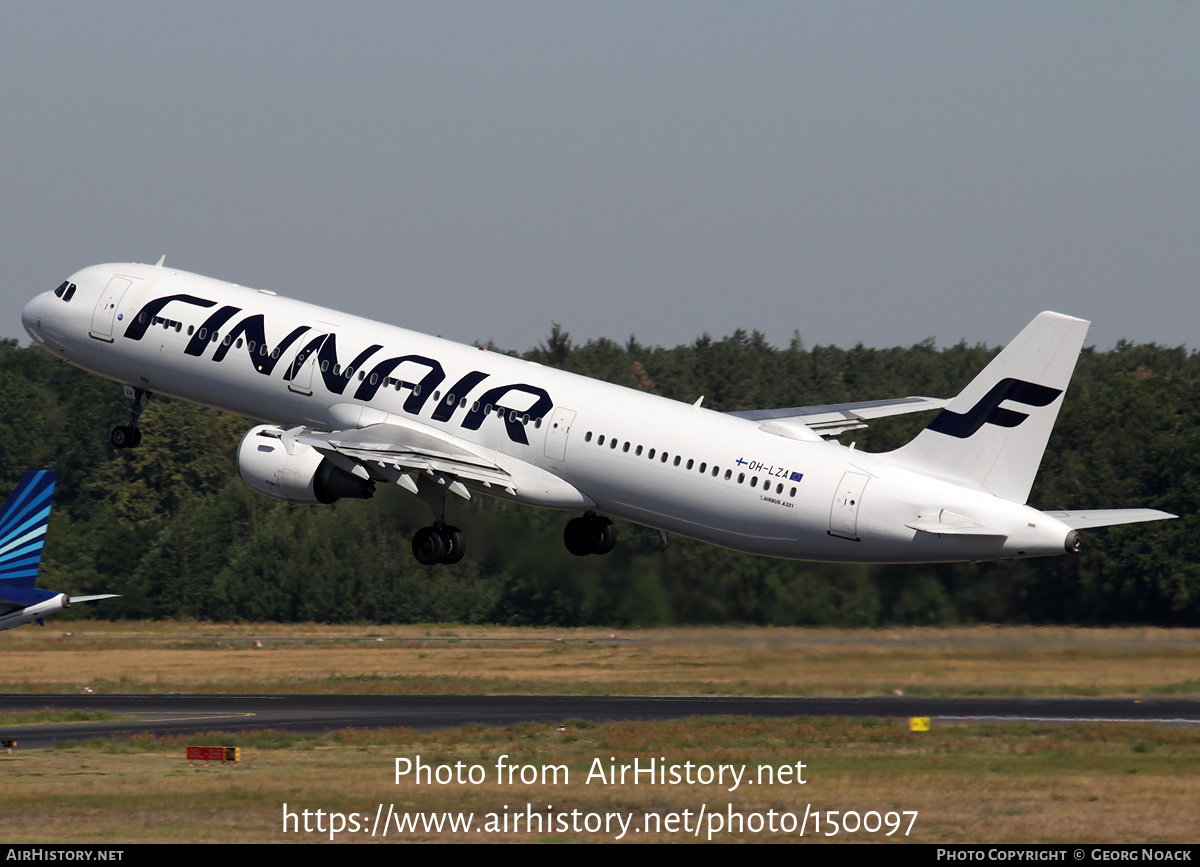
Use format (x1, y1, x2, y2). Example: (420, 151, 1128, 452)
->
(3, 2, 1198, 355)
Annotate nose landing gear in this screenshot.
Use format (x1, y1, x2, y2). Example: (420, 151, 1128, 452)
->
(111, 385, 150, 449)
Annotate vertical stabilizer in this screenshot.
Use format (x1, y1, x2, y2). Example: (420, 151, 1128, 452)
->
(0, 470, 56, 589)
(886, 312, 1089, 504)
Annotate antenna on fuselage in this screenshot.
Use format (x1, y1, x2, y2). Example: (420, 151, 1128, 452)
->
(155, 254, 166, 268)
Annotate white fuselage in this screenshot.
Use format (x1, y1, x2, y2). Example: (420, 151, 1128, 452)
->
(22, 263, 1076, 563)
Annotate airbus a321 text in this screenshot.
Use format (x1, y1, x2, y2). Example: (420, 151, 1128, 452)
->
(22, 260, 1174, 566)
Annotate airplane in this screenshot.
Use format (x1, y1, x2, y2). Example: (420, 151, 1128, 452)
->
(0, 470, 117, 631)
(21, 260, 1174, 567)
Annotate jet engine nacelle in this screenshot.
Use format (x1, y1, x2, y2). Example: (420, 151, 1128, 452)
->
(237, 425, 376, 505)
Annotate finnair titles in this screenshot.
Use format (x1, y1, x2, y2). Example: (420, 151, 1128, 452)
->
(22, 259, 1173, 567)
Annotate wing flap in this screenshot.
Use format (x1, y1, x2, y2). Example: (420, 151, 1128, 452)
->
(296, 423, 515, 490)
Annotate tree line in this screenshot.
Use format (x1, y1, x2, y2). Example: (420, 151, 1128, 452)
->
(5, 324, 1196, 627)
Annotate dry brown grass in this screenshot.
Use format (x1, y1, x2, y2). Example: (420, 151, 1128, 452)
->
(2, 717, 1196, 843)
(5, 622, 1200, 696)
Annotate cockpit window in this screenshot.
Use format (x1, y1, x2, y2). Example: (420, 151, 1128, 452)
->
(53, 281, 78, 302)
(64, 283, 76, 302)
(53, 281, 68, 298)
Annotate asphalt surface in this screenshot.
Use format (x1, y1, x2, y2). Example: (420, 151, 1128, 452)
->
(3, 694, 1199, 749)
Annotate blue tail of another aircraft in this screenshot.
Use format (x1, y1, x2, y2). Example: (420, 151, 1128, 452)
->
(0, 471, 116, 630)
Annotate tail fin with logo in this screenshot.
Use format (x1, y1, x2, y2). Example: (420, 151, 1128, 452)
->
(0, 471, 117, 631)
(884, 312, 1089, 505)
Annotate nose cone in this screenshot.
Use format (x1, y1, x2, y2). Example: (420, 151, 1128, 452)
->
(22, 293, 62, 352)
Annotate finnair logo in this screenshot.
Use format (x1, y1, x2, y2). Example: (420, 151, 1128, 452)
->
(124, 294, 553, 446)
(927, 378, 1062, 439)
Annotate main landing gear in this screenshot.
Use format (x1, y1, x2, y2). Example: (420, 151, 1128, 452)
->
(410, 477, 467, 566)
(563, 512, 617, 557)
(111, 386, 149, 449)
(412, 523, 466, 566)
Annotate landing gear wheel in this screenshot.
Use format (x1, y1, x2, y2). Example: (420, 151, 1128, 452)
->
(564, 516, 599, 556)
(112, 386, 150, 449)
(110, 426, 135, 449)
(441, 526, 466, 564)
(412, 526, 447, 565)
(564, 513, 617, 556)
(412, 524, 467, 565)
(591, 516, 616, 555)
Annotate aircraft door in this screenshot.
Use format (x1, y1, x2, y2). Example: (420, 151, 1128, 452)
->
(829, 471, 870, 540)
(287, 334, 328, 396)
(89, 276, 134, 341)
(544, 407, 577, 461)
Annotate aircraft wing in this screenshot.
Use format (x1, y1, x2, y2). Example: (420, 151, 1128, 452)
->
(293, 422, 516, 494)
(1041, 509, 1177, 529)
(728, 396, 948, 437)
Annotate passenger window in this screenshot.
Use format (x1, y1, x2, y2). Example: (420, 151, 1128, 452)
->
(686, 459, 694, 470)
(636, 446, 643, 456)
(598, 435, 605, 446)
(585, 431, 593, 442)
(724, 470, 732, 480)
(648, 449, 656, 460)
(623, 442, 630, 453)
(673, 456, 681, 467)
(738, 473, 745, 484)
(699, 463, 706, 473)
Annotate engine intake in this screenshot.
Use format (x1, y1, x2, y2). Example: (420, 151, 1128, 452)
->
(237, 425, 375, 504)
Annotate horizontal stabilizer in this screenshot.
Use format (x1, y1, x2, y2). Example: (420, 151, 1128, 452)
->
(730, 397, 947, 438)
(69, 594, 120, 604)
(1041, 509, 1177, 530)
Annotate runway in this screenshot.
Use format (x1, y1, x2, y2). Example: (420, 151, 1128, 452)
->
(3, 694, 1199, 749)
